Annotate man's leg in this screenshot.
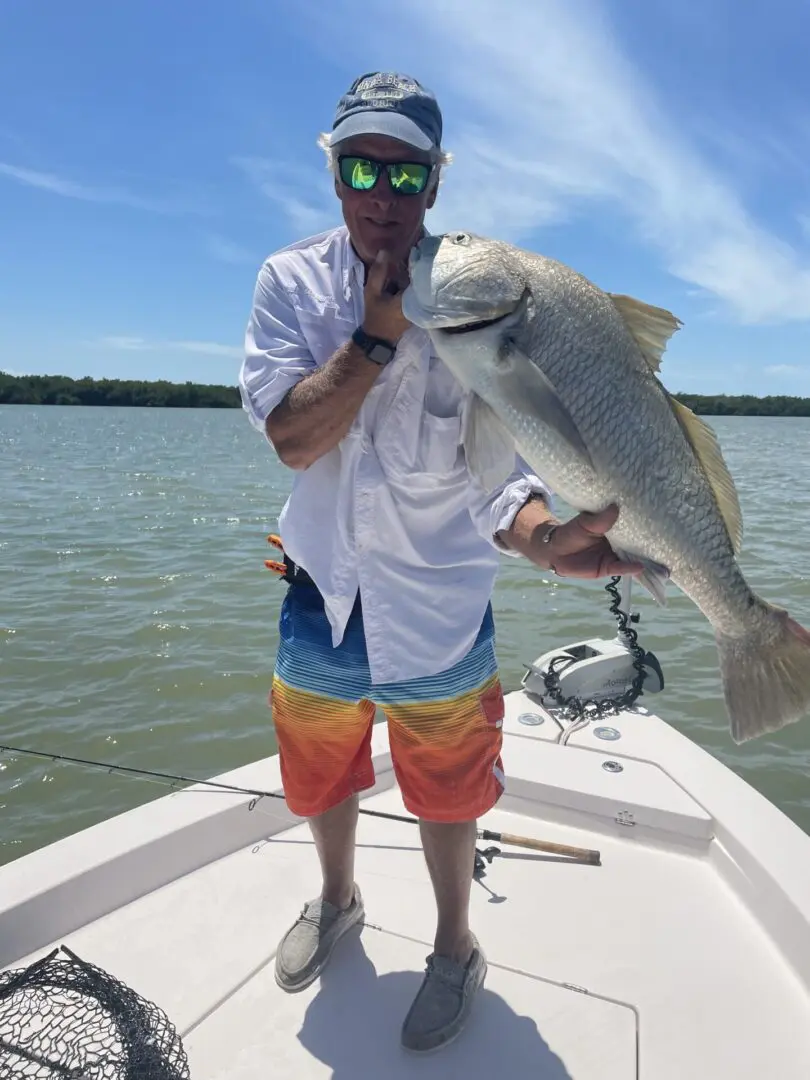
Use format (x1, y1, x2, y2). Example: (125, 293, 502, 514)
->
(270, 585, 375, 992)
(375, 605, 505, 1052)
(311, 793, 360, 911)
(419, 819, 477, 963)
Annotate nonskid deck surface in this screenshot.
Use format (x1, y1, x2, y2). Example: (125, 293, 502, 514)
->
(8, 779, 810, 1079)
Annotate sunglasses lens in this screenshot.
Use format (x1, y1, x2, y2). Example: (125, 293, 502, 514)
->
(340, 156, 379, 190)
(388, 162, 430, 194)
(339, 156, 431, 195)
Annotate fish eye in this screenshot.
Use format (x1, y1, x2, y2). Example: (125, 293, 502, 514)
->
(451, 232, 471, 246)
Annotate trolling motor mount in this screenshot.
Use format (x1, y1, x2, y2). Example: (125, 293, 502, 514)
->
(522, 634, 664, 705)
(521, 574, 664, 717)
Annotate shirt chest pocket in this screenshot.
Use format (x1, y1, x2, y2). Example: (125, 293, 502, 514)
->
(414, 410, 463, 476)
(375, 352, 465, 481)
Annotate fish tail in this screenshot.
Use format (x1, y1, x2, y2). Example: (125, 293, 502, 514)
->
(717, 602, 810, 743)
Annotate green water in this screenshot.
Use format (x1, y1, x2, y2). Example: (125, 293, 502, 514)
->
(2, 405, 809, 864)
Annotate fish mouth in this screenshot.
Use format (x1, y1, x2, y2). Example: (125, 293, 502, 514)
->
(439, 310, 514, 335)
(402, 284, 514, 331)
(432, 288, 530, 335)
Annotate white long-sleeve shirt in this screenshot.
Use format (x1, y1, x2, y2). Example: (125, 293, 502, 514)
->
(239, 225, 552, 685)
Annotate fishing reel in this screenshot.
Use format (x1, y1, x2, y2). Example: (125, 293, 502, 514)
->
(473, 845, 501, 879)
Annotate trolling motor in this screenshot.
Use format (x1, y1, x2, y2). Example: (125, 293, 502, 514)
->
(521, 574, 664, 720)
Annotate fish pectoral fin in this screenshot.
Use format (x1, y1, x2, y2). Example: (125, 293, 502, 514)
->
(666, 395, 744, 555)
(607, 293, 682, 373)
(462, 393, 517, 491)
(635, 563, 670, 607)
(613, 547, 671, 607)
(501, 342, 595, 470)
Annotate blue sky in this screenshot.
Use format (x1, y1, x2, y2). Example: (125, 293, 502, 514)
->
(1, 0, 809, 395)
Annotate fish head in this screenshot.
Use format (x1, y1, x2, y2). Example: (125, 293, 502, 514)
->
(402, 230, 534, 403)
(403, 231, 527, 332)
(403, 230, 597, 494)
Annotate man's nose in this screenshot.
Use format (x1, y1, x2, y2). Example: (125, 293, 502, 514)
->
(369, 170, 398, 206)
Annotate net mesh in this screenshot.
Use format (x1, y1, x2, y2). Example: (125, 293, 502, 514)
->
(0, 946, 190, 1079)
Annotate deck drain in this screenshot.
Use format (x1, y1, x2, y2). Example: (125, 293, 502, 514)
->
(594, 726, 621, 741)
(517, 712, 545, 726)
(602, 760, 624, 773)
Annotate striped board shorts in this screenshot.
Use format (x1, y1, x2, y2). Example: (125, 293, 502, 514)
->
(269, 581, 506, 822)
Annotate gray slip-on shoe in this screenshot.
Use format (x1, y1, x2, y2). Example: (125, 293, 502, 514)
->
(274, 884, 364, 993)
(401, 935, 487, 1053)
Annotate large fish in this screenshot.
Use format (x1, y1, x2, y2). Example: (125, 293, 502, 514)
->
(402, 231, 810, 744)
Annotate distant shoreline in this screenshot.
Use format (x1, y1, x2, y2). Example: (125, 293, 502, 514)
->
(1, 372, 809, 416)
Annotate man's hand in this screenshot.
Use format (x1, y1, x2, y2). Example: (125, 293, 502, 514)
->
(499, 499, 644, 579)
(362, 248, 412, 344)
(542, 504, 643, 579)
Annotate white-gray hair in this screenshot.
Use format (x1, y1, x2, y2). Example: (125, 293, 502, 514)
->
(316, 131, 452, 188)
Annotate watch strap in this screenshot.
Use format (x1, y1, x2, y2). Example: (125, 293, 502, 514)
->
(351, 326, 396, 366)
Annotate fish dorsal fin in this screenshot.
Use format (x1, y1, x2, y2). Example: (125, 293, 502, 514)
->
(608, 293, 682, 373)
(667, 394, 744, 554)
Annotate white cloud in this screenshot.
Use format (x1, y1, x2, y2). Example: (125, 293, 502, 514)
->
(231, 155, 338, 237)
(0, 162, 197, 214)
(764, 364, 804, 376)
(97, 336, 243, 359)
(275, 0, 810, 325)
(202, 233, 258, 265)
(99, 336, 150, 351)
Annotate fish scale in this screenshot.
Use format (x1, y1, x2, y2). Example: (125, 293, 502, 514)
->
(522, 281, 739, 597)
(403, 230, 810, 743)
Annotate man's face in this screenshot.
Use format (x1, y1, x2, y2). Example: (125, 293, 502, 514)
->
(333, 134, 438, 269)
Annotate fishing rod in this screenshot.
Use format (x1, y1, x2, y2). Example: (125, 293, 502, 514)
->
(0, 743, 601, 866)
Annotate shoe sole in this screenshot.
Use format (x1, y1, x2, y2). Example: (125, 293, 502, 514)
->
(274, 905, 365, 994)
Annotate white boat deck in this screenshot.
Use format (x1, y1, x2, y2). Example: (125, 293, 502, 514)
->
(3, 690, 810, 1078)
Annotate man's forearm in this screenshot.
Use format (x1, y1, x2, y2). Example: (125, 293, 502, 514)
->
(497, 495, 560, 568)
(265, 340, 382, 468)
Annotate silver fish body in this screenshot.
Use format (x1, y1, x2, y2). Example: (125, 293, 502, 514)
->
(403, 231, 810, 743)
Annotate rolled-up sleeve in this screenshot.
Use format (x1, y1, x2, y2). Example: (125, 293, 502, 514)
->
(467, 455, 555, 558)
(239, 261, 316, 434)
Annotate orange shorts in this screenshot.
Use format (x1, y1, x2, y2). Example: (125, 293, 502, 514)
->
(269, 584, 505, 822)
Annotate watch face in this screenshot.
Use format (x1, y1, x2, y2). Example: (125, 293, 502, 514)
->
(368, 342, 392, 365)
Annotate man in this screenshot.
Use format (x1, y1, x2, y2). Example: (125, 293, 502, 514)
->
(239, 71, 639, 1054)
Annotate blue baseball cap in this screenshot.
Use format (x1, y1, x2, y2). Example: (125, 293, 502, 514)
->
(329, 72, 443, 152)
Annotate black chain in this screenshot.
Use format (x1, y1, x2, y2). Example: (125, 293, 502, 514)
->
(540, 575, 649, 722)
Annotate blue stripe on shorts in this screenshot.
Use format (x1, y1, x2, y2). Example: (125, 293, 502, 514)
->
(274, 583, 497, 705)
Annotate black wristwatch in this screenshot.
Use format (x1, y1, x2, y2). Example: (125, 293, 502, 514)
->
(351, 326, 397, 366)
